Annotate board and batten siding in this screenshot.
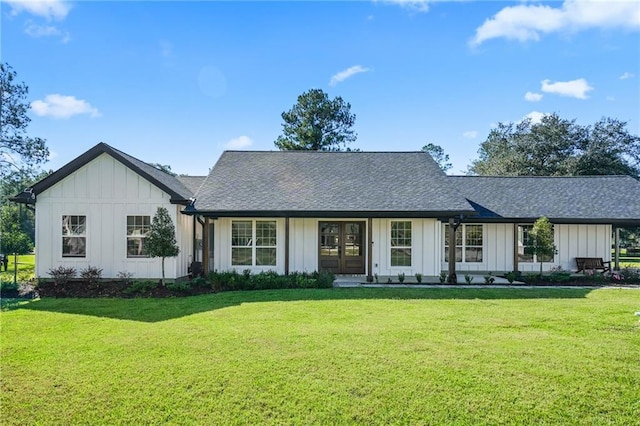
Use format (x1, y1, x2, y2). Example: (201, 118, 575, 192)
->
(213, 217, 441, 276)
(440, 223, 515, 273)
(439, 223, 612, 273)
(35, 153, 193, 279)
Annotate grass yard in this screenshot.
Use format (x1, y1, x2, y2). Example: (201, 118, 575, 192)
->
(0, 254, 35, 283)
(2, 288, 639, 425)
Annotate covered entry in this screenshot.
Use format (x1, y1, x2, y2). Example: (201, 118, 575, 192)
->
(318, 221, 365, 274)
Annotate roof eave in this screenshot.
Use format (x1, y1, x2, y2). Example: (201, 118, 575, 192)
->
(181, 209, 478, 218)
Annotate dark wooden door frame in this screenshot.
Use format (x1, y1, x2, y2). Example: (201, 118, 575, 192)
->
(318, 221, 366, 274)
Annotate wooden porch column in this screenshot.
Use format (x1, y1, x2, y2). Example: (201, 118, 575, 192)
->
(447, 218, 457, 284)
(614, 227, 620, 271)
(202, 217, 210, 274)
(367, 217, 373, 282)
(284, 217, 290, 275)
(513, 223, 519, 273)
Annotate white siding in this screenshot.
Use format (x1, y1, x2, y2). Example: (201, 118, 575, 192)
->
(213, 217, 440, 276)
(35, 153, 192, 279)
(371, 218, 440, 277)
(515, 224, 611, 272)
(441, 223, 514, 273)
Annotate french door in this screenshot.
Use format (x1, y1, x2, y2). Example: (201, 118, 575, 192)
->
(318, 221, 365, 274)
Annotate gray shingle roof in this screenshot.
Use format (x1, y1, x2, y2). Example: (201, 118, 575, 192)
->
(451, 175, 640, 223)
(12, 142, 196, 204)
(193, 151, 474, 216)
(176, 175, 207, 195)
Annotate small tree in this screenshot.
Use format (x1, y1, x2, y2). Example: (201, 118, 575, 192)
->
(529, 217, 556, 276)
(146, 207, 180, 286)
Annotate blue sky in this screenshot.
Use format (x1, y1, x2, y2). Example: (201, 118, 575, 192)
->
(2, 0, 639, 175)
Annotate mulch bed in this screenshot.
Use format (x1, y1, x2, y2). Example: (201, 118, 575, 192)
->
(36, 280, 216, 298)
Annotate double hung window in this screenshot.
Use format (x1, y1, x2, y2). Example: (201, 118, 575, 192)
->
(444, 224, 483, 263)
(231, 220, 277, 266)
(62, 215, 86, 257)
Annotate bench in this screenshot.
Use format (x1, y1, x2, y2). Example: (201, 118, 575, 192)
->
(575, 257, 611, 273)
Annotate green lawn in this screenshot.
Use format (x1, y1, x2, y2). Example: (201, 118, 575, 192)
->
(0, 254, 35, 283)
(2, 288, 639, 425)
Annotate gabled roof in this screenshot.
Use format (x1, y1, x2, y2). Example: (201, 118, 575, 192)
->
(11, 142, 196, 205)
(451, 175, 640, 224)
(191, 151, 475, 217)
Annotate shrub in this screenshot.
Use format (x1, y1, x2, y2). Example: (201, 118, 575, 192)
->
(415, 273, 422, 284)
(397, 272, 405, 283)
(80, 265, 103, 284)
(0, 281, 19, 292)
(116, 271, 134, 284)
(464, 274, 474, 284)
(315, 271, 335, 288)
(483, 273, 495, 284)
(167, 281, 192, 293)
(582, 269, 606, 284)
(618, 268, 640, 284)
(439, 271, 447, 284)
(374, 273, 379, 283)
(505, 271, 517, 284)
(190, 276, 209, 288)
(548, 267, 572, 283)
(48, 266, 77, 285)
(123, 280, 159, 294)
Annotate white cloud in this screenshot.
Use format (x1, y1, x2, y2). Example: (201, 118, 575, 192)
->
(24, 21, 60, 37)
(524, 91, 543, 102)
(619, 71, 635, 80)
(329, 65, 370, 86)
(523, 111, 547, 124)
(541, 78, 593, 99)
(31, 94, 101, 119)
(223, 136, 253, 150)
(471, 0, 640, 46)
(6, 0, 72, 20)
(462, 130, 478, 139)
(382, 0, 430, 13)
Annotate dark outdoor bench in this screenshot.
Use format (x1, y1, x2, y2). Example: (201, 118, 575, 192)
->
(575, 257, 611, 273)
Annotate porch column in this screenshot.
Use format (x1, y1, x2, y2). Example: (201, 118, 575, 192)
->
(367, 217, 373, 282)
(447, 218, 457, 284)
(285, 217, 290, 275)
(513, 223, 519, 273)
(614, 227, 620, 271)
(202, 217, 210, 274)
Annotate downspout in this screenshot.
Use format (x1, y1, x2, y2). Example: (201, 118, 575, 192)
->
(447, 215, 464, 284)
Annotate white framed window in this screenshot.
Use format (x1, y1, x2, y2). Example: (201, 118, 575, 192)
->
(518, 224, 554, 263)
(444, 224, 483, 263)
(390, 221, 412, 267)
(231, 220, 277, 266)
(62, 215, 86, 257)
(127, 216, 151, 258)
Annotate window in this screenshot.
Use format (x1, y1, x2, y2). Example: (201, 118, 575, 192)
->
(232, 220, 277, 266)
(444, 224, 483, 263)
(518, 225, 554, 263)
(127, 216, 150, 257)
(390, 221, 412, 267)
(62, 215, 86, 257)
